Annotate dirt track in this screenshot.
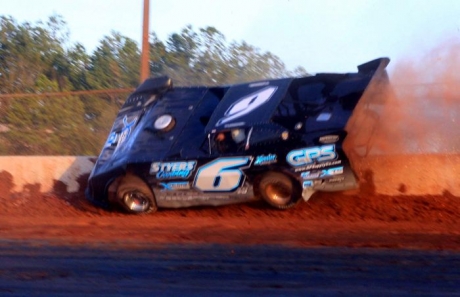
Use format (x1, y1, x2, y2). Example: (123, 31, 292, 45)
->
(1, 168, 459, 250)
(1, 162, 460, 295)
(2, 242, 459, 296)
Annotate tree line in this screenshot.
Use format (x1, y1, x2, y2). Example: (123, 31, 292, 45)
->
(0, 15, 307, 155)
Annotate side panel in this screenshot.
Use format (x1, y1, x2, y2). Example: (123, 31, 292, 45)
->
(285, 142, 358, 193)
(149, 157, 255, 208)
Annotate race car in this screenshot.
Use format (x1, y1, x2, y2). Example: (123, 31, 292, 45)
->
(86, 57, 390, 214)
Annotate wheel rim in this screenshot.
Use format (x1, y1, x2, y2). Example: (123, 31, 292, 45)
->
(265, 182, 292, 205)
(123, 191, 150, 213)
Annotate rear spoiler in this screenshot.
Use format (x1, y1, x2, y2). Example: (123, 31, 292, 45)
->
(357, 57, 390, 74)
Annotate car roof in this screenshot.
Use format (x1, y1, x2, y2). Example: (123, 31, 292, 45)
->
(205, 77, 293, 133)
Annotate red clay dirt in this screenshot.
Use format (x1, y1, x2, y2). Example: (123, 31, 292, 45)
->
(1, 167, 459, 251)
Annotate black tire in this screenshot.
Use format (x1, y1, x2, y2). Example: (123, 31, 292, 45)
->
(258, 172, 301, 209)
(116, 175, 157, 214)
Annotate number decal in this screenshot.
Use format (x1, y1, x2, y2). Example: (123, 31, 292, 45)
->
(217, 86, 277, 126)
(194, 157, 252, 192)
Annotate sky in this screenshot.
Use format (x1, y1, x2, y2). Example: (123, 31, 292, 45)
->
(2, 0, 460, 74)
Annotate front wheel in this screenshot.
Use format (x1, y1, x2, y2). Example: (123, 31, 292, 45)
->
(116, 175, 157, 214)
(258, 172, 301, 209)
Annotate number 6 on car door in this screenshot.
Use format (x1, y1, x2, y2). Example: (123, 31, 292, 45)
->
(194, 157, 252, 192)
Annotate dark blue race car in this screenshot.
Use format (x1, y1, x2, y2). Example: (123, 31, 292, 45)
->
(86, 58, 390, 214)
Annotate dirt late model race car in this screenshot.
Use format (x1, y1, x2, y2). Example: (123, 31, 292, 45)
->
(86, 58, 390, 214)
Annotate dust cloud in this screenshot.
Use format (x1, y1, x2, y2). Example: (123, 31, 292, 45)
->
(346, 39, 460, 156)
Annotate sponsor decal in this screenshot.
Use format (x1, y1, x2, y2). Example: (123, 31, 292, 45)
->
(301, 171, 321, 180)
(322, 166, 344, 176)
(160, 182, 191, 191)
(105, 132, 118, 147)
(294, 160, 342, 172)
(303, 179, 326, 189)
(319, 135, 339, 144)
(287, 145, 337, 167)
(216, 86, 277, 126)
(327, 177, 345, 183)
(156, 191, 201, 201)
(150, 161, 197, 179)
(107, 115, 137, 148)
(303, 180, 314, 189)
(254, 154, 277, 166)
(118, 115, 137, 147)
(301, 166, 344, 180)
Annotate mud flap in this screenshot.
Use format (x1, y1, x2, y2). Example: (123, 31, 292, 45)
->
(302, 189, 316, 201)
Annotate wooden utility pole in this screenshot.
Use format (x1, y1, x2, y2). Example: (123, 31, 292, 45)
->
(140, 0, 150, 83)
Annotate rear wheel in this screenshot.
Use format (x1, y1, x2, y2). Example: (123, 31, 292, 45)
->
(258, 172, 300, 209)
(116, 175, 157, 214)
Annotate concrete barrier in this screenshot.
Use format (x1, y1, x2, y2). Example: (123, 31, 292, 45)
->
(0, 155, 458, 197)
(0, 156, 94, 194)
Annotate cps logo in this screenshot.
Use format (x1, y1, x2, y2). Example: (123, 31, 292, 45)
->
(217, 86, 277, 126)
(286, 145, 337, 167)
